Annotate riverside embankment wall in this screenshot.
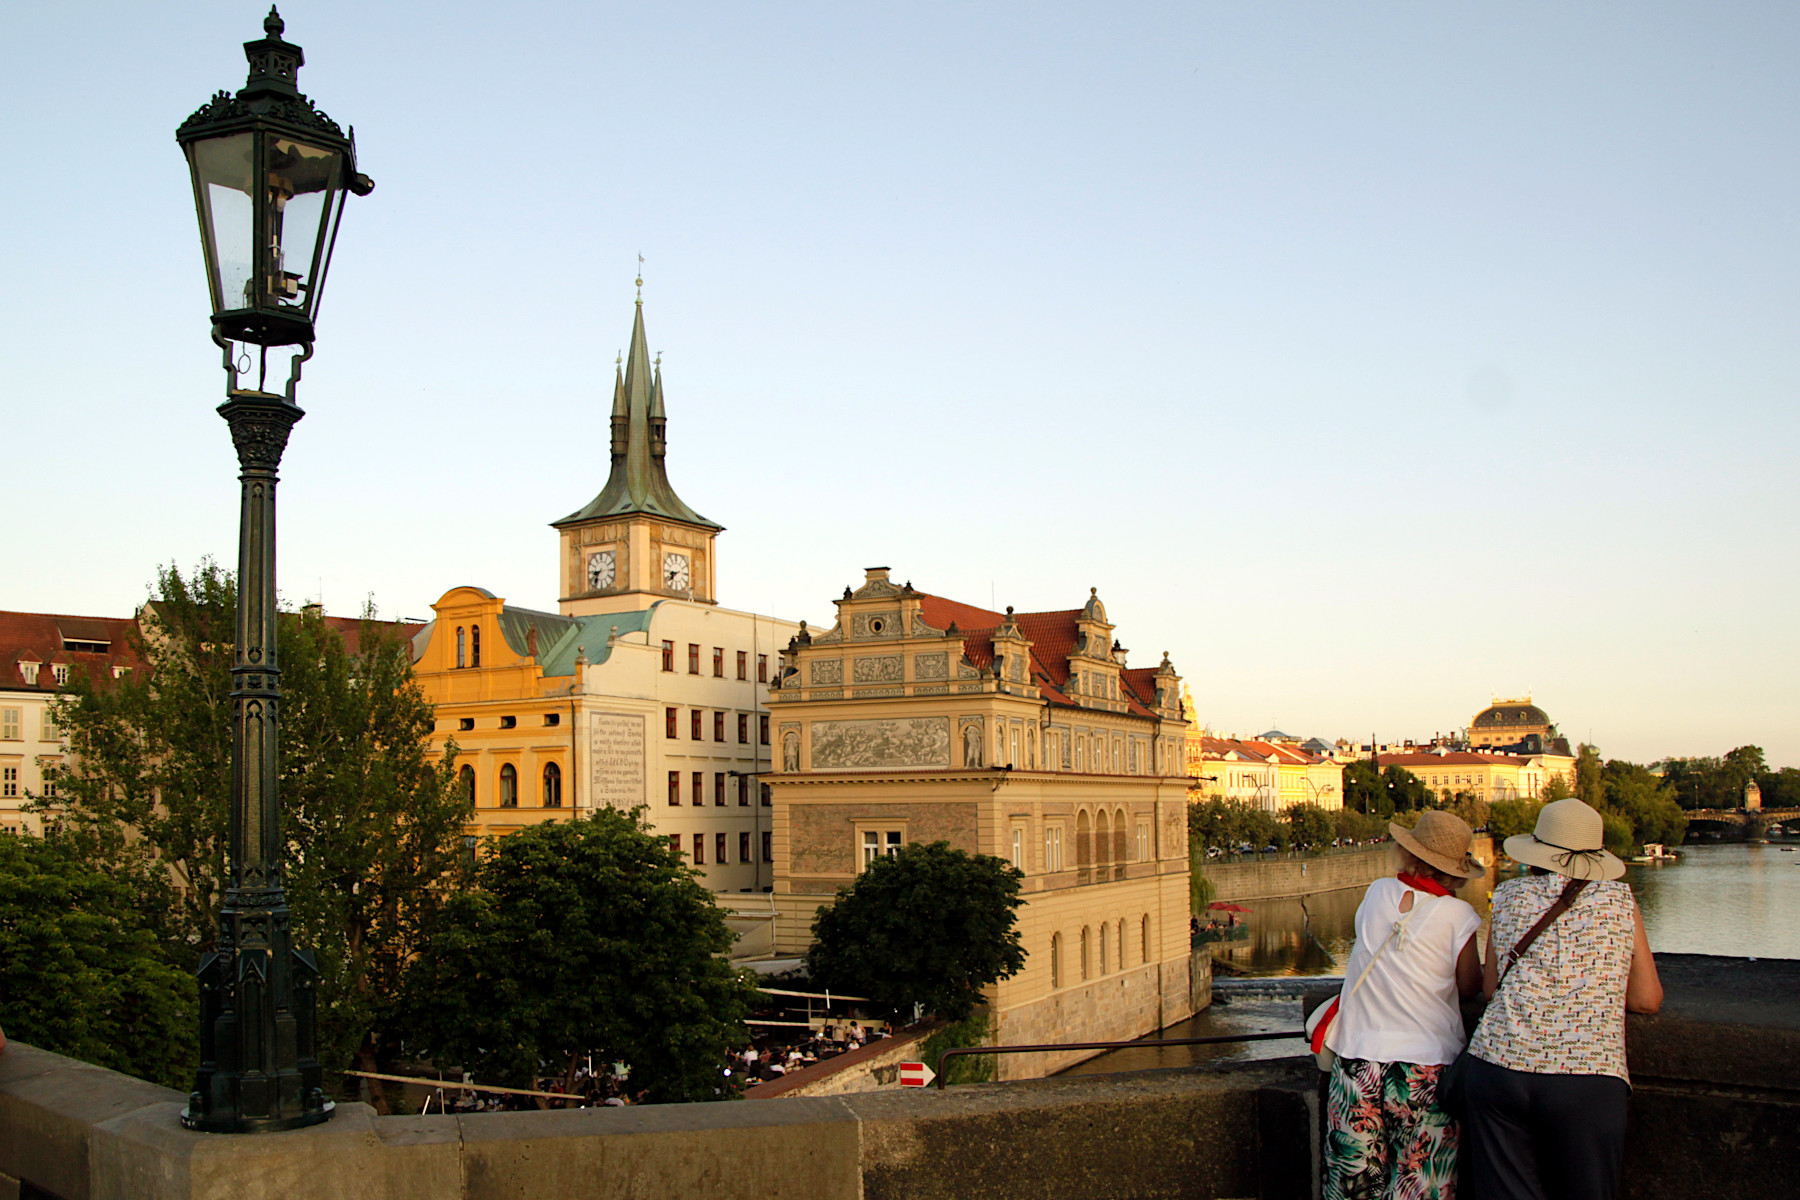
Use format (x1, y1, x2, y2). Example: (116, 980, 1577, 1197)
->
(1204, 836, 1495, 902)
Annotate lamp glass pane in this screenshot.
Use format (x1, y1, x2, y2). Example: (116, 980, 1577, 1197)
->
(189, 133, 256, 313)
(267, 138, 342, 316)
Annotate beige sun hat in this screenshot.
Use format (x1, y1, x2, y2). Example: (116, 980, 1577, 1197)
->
(1389, 810, 1485, 880)
(1503, 798, 1625, 881)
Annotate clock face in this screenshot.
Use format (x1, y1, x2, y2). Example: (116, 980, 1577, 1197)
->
(586, 550, 616, 590)
(662, 551, 691, 591)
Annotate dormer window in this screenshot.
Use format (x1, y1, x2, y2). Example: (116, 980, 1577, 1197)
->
(18, 662, 39, 685)
(52, 665, 69, 686)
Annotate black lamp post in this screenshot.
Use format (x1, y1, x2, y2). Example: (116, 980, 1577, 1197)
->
(175, 7, 372, 1134)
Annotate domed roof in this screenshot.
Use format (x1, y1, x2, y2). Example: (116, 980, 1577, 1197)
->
(1472, 702, 1550, 729)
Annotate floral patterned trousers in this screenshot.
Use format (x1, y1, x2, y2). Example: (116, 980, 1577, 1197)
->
(1324, 1058, 1460, 1200)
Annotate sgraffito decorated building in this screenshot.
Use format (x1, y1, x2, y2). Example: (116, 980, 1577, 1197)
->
(761, 568, 1199, 1075)
(410, 296, 797, 893)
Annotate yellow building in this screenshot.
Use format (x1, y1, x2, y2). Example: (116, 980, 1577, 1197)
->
(1379, 750, 1558, 803)
(1469, 696, 1557, 750)
(411, 296, 798, 892)
(763, 569, 1197, 1076)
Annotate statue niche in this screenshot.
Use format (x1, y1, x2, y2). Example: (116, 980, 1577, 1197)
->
(963, 722, 983, 768)
(783, 730, 801, 772)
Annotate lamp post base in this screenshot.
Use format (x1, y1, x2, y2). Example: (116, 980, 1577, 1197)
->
(180, 1100, 335, 1135)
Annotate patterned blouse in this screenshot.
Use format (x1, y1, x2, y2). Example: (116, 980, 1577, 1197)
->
(1468, 873, 1636, 1083)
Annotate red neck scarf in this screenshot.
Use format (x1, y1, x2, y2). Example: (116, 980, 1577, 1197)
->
(1397, 871, 1453, 897)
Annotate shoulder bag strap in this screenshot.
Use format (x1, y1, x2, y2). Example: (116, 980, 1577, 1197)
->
(1344, 892, 1437, 1003)
(1494, 878, 1588, 993)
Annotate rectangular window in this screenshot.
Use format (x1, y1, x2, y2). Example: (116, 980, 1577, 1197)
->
(713, 647, 725, 677)
(759, 715, 770, 746)
(41, 764, 57, 799)
(760, 783, 772, 807)
(716, 832, 727, 865)
(886, 830, 901, 856)
(1042, 826, 1063, 871)
(761, 831, 773, 862)
(1137, 823, 1150, 863)
(688, 644, 700, 674)
(668, 771, 680, 806)
(669, 833, 683, 857)
(661, 640, 675, 672)
(0, 709, 17, 740)
(737, 775, 750, 805)
(52, 664, 69, 686)
(737, 650, 748, 681)
(666, 707, 678, 738)
(862, 830, 880, 869)
(739, 831, 751, 863)
(757, 654, 769, 684)
(693, 833, 706, 865)
(713, 711, 725, 742)
(738, 714, 749, 744)
(1011, 828, 1024, 871)
(40, 711, 59, 743)
(714, 772, 726, 805)
(1, 767, 15, 797)
(691, 709, 702, 740)
(691, 771, 704, 806)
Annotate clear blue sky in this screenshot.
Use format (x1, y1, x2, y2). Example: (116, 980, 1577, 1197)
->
(4, 3, 1796, 767)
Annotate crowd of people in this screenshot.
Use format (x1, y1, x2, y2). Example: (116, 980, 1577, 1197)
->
(728, 1020, 891, 1087)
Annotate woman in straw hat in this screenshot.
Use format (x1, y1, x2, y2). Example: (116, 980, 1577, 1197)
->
(1461, 798, 1663, 1200)
(1321, 809, 1485, 1199)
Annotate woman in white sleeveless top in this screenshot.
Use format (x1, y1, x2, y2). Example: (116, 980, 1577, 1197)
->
(1463, 799, 1662, 1200)
(1323, 810, 1485, 1199)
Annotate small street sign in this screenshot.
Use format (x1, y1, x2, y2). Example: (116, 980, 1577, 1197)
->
(898, 1061, 935, 1088)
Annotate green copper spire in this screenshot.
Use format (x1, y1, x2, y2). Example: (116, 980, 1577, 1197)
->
(555, 296, 721, 532)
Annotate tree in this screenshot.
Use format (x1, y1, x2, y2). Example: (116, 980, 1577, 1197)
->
(1342, 760, 1390, 817)
(400, 811, 757, 1103)
(1601, 760, 1688, 850)
(1575, 743, 1604, 810)
(1285, 803, 1334, 850)
(40, 562, 469, 1090)
(1756, 767, 1800, 809)
(1488, 799, 1544, 843)
(0, 832, 196, 1089)
(1541, 775, 1575, 802)
(1722, 746, 1767, 801)
(808, 840, 1025, 1023)
(1383, 766, 1433, 812)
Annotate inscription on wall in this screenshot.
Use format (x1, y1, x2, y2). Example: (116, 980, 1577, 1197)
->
(810, 716, 951, 771)
(852, 655, 902, 683)
(589, 712, 645, 808)
(811, 658, 844, 685)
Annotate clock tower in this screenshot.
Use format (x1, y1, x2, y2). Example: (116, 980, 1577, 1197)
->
(554, 293, 723, 616)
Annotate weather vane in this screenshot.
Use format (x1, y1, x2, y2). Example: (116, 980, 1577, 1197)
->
(636, 252, 645, 299)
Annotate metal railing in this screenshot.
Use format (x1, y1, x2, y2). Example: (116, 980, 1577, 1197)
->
(934, 1029, 1305, 1089)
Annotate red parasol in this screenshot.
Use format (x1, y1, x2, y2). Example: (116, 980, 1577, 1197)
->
(1207, 902, 1251, 913)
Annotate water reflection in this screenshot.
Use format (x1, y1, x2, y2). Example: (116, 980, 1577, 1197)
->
(1628, 842, 1800, 959)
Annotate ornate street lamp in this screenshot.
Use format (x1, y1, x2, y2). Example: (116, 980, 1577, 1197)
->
(175, 7, 372, 1134)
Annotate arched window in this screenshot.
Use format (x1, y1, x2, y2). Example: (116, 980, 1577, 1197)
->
(1114, 807, 1128, 865)
(470, 624, 482, 667)
(499, 762, 517, 807)
(1050, 933, 1061, 989)
(1142, 914, 1152, 965)
(543, 762, 562, 808)
(1075, 810, 1092, 874)
(458, 764, 475, 805)
(455, 627, 466, 668)
(1099, 921, 1109, 975)
(1094, 810, 1111, 870)
(1080, 927, 1091, 981)
(1118, 918, 1127, 967)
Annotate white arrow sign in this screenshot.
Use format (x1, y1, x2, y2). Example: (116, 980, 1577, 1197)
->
(898, 1061, 935, 1088)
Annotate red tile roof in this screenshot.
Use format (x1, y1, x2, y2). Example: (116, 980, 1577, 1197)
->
(0, 611, 146, 693)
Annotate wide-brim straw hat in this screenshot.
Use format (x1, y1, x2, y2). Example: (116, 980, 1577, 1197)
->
(1389, 810, 1485, 880)
(1503, 798, 1626, 881)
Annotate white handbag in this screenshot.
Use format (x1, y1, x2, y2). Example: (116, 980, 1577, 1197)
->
(1303, 895, 1436, 1072)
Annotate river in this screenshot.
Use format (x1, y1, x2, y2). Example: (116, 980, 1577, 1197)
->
(1062, 842, 1800, 1077)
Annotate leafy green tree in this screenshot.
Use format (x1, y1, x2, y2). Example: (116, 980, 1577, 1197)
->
(1285, 803, 1334, 850)
(1383, 766, 1433, 812)
(1575, 743, 1605, 810)
(808, 840, 1025, 1023)
(1756, 767, 1800, 809)
(41, 562, 469, 1091)
(1331, 807, 1385, 844)
(1601, 759, 1688, 850)
(1342, 760, 1390, 817)
(1488, 799, 1544, 843)
(1722, 746, 1767, 801)
(401, 811, 757, 1102)
(1541, 775, 1576, 802)
(0, 832, 196, 1088)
